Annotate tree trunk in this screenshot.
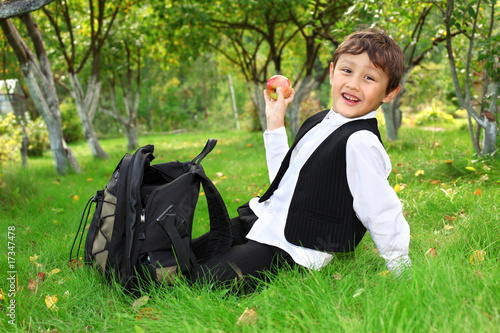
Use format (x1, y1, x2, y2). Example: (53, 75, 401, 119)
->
(0, 15, 80, 174)
(288, 74, 320, 135)
(382, 67, 412, 141)
(247, 80, 267, 131)
(68, 73, 109, 159)
(122, 94, 139, 152)
(125, 124, 139, 151)
(227, 74, 240, 130)
(8, 84, 29, 167)
(481, 82, 499, 155)
(100, 73, 140, 151)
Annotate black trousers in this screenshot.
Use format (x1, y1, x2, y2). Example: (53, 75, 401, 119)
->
(190, 203, 295, 290)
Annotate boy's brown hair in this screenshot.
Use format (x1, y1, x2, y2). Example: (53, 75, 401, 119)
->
(332, 28, 404, 94)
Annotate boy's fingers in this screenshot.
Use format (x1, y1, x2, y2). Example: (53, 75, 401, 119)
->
(263, 89, 273, 102)
(276, 86, 284, 99)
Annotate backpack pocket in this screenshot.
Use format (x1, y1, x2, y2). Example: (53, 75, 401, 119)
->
(85, 188, 117, 273)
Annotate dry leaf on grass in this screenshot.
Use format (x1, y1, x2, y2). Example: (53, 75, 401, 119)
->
(333, 272, 342, 280)
(353, 288, 365, 298)
(135, 307, 161, 321)
(425, 248, 437, 257)
(28, 279, 38, 292)
(470, 250, 486, 265)
(45, 294, 58, 311)
(132, 295, 149, 308)
(236, 307, 257, 326)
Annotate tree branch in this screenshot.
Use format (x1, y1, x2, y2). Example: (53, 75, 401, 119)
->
(443, 0, 484, 126)
(0, 0, 55, 20)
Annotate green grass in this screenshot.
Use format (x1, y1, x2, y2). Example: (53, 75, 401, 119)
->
(1, 124, 499, 332)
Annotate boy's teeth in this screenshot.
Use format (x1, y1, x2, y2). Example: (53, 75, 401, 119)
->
(343, 93, 359, 101)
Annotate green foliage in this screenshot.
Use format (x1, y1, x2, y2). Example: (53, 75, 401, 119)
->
(414, 100, 455, 126)
(60, 98, 83, 143)
(402, 60, 460, 115)
(25, 114, 50, 157)
(0, 112, 53, 162)
(0, 112, 21, 164)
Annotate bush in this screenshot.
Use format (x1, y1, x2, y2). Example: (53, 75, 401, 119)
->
(60, 98, 83, 143)
(415, 100, 455, 126)
(25, 114, 50, 157)
(0, 112, 22, 164)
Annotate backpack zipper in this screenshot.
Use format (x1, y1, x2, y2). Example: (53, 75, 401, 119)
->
(140, 208, 146, 224)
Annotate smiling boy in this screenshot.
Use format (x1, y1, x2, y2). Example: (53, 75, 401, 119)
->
(191, 28, 411, 287)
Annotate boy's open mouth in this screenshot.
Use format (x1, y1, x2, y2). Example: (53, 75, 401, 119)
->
(342, 93, 360, 102)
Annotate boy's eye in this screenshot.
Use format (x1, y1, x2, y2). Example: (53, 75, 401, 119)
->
(342, 68, 352, 74)
(365, 75, 375, 81)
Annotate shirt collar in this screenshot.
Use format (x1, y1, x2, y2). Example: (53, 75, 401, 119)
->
(324, 108, 377, 126)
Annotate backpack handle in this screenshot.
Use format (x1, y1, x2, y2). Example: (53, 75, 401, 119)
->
(191, 139, 217, 165)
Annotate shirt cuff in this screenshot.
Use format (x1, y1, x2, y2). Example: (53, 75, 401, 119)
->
(264, 126, 286, 137)
(386, 255, 412, 277)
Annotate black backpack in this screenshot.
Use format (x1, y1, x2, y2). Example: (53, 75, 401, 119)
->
(70, 139, 232, 290)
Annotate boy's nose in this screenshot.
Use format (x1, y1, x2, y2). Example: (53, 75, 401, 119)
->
(346, 78, 360, 91)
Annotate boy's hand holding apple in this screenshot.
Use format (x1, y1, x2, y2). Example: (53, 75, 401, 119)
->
(264, 75, 294, 131)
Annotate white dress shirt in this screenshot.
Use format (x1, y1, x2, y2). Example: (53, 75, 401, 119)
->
(246, 109, 411, 274)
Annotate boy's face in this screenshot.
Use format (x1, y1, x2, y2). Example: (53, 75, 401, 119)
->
(330, 52, 400, 118)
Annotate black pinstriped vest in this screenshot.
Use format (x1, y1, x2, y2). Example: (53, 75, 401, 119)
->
(259, 110, 383, 252)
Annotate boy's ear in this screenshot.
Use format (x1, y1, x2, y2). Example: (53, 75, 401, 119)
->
(329, 62, 334, 84)
(382, 84, 401, 103)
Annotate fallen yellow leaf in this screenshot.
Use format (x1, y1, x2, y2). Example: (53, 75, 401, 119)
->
(45, 294, 58, 311)
(378, 270, 391, 277)
(30, 254, 39, 262)
(236, 307, 257, 326)
(465, 166, 476, 172)
(394, 184, 402, 192)
(415, 169, 425, 177)
(49, 268, 61, 276)
(470, 250, 486, 265)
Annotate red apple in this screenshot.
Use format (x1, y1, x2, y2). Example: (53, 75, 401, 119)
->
(266, 75, 292, 100)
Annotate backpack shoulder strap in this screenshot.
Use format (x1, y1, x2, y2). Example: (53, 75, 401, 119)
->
(197, 170, 233, 258)
(192, 139, 217, 165)
(108, 145, 154, 284)
(193, 139, 233, 258)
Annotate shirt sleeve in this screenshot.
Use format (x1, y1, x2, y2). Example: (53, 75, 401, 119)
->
(263, 127, 289, 183)
(346, 131, 411, 275)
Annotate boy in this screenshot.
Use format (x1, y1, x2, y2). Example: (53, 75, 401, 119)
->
(191, 28, 411, 287)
